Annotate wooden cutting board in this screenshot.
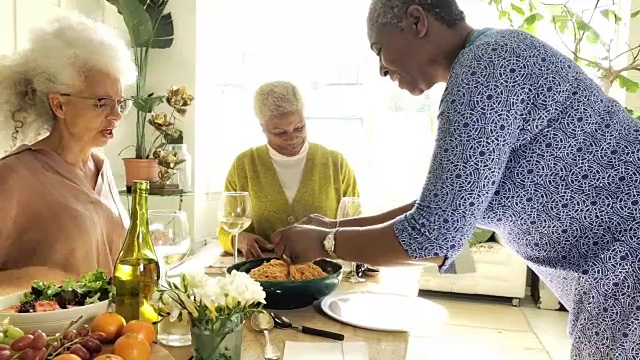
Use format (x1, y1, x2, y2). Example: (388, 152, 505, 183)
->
(100, 344, 175, 359)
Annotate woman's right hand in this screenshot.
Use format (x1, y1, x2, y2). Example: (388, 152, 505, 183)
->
(297, 214, 337, 229)
(238, 232, 274, 259)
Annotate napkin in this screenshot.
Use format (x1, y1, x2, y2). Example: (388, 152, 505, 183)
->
(283, 341, 369, 360)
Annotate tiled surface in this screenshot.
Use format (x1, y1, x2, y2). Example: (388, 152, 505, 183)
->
(409, 292, 570, 360)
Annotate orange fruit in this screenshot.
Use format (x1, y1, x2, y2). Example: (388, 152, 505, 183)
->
(94, 355, 124, 360)
(113, 333, 151, 360)
(52, 355, 82, 360)
(91, 312, 127, 342)
(121, 320, 156, 345)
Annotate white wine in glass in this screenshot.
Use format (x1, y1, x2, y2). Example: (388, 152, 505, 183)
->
(336, 197, 366, 283)
(218, 191, 252, 264)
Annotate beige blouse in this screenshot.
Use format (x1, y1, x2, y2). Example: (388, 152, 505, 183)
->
(0, 145, 128, 277)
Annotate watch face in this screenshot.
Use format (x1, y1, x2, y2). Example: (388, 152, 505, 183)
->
(324, 234, 335, 251)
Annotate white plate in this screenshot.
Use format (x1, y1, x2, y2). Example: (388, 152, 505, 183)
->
(0, 292, 109, 335)
(320, 291, 448, 332)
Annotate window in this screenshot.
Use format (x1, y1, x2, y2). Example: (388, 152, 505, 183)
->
(199, 0, 601, 212)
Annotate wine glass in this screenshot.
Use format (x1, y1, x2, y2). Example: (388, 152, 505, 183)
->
(218, 192, 252, 264)
(336, 197, 366, 283)
(149, 209, 192, 347)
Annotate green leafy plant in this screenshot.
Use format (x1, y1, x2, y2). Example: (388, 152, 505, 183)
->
(106, 0, 176, 158)
(483, 0, 640, 102)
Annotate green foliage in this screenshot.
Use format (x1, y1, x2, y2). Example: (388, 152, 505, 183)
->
(105, 0, 174, 49)
(106, 0, 175, 158)
(482, 0, 640, 119)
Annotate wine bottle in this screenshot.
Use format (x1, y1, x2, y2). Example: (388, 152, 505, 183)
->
(113, 180, 160, 323)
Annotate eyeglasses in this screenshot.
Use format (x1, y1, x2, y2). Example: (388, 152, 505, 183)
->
(60, 93, 133, 115)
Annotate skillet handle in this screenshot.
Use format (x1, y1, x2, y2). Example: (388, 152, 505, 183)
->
(300, 326, 345, 341)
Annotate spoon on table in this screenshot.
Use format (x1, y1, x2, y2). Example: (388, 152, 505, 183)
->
(270, 311, 345, 341)
(251, 312, 281, 360)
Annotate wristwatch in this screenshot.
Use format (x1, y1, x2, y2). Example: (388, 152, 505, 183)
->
(323, 228, 339, 259)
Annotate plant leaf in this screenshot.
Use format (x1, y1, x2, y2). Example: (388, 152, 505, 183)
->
(511, 3, 525, 16)
(138, 0, 174, 49)
(133, 95, 165, 113)
(552, 14, 571, 34)
(616, 74, 640, 93)
(518, 13, 544, 33)
(600, 9, 622, 24)
(105, 0, 154, 48)
(631, 9, 640, 18)
(150, 12, 174, 49)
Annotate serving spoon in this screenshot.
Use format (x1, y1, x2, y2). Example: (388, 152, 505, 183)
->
(251, 312, 281, 360)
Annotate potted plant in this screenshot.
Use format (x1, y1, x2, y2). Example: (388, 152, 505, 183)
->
(106, 0, 177, 190)
(152, 269, 266, 360)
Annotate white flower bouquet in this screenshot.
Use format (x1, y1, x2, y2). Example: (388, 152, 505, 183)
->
(152, 269, 266, 360)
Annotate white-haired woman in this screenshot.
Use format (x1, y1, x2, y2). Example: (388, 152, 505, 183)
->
(0, 14, 137, 289)
(217, 81, 360, 259)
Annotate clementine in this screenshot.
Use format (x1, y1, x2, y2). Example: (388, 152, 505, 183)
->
(94, 355, 125, 360)
(91, 312, 127, 342)
(121, 320, 156, 345)
(112, 333, 151, 360)
(51, 355, 82, 360)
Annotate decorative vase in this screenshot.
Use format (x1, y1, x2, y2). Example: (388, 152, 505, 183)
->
(190, 314, 244, 360)
(164, 144, 192, 192)
(122, 158, 159, 192)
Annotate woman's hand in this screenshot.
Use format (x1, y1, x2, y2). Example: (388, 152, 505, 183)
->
(296, 214, 337, 229)
(238, 232, 274, 259)
(272, 225, 330, 264)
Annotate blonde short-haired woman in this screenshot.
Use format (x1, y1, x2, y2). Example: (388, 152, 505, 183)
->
(217, 81, 360, 259)
(0, 13, 136, 289)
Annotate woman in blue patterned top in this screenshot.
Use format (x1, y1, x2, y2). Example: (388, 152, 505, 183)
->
(272, 0, 640, 358)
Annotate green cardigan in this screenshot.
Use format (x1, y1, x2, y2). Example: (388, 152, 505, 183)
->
(217, 143, 360, 254)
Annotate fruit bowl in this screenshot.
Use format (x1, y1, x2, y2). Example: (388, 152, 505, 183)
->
(226, 257, 343, 310)
(0, 292, 109, 335)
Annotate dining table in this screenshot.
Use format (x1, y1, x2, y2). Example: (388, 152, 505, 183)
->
(0, 244, 438, 360)
(162, 245, 431, 360)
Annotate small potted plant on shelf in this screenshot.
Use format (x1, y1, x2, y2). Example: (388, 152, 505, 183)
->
(152, 269, 266, 360)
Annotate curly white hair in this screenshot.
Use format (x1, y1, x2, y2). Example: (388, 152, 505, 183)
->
(0, 12, 137, 151)
(253, 81, 304, 124)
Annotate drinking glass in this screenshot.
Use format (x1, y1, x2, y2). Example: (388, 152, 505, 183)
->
(218, 192, 252, 264)
(336, 197, 366, 283)
(149, 210, 192, 347)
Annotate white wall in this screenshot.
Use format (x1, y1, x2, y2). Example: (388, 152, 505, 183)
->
(0, 0, 220, 247)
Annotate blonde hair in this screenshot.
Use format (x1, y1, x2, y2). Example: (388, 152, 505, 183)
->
(253, 81, 304, 124)
(0, 12, 137, 151)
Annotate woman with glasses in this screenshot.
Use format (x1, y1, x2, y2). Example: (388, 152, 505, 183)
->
(0, 14, 136, 287)
(217, 81, 360, 259)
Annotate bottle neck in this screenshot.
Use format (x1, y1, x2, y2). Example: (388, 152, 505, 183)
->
(130, 189, 149, 230)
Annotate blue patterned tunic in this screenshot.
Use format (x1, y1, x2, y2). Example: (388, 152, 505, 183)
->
(394, 28, 640, 359)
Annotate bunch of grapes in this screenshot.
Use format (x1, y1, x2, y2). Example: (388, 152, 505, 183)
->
(0, 324, 109, 360)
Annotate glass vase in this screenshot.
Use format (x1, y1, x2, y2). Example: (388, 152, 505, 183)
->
(190, 314, 244, 360)
(164, 144, 192, 192)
